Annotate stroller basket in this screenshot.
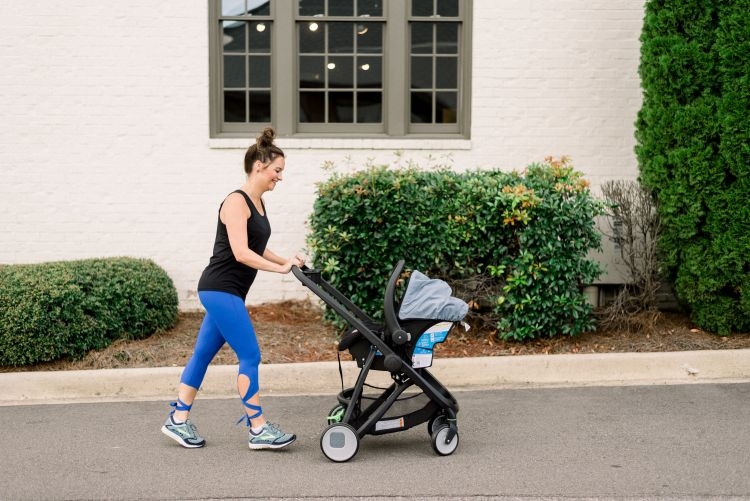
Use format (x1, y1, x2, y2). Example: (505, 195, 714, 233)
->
(292, 260, 467, 462)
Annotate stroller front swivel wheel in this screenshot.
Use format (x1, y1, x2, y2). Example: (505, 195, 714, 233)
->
(431, 424, 459, 456)
(320, 423, 359, 462)
(428, 414, 447, 436)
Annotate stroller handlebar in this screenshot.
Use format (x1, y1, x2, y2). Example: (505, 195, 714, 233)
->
(292, 261, 410, 344)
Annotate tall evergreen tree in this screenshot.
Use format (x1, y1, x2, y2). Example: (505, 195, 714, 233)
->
(636, 0, 750, 334)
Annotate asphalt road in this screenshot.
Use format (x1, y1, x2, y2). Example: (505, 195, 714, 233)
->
(3, 384, 750, 500)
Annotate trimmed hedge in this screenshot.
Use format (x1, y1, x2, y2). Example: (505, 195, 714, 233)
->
(636, 0, 750, 334)
(0, 257, 178, 366)
(307, 157, 605, 341)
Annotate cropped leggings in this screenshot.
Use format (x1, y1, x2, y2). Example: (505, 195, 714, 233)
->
(181, 291, 262, 417)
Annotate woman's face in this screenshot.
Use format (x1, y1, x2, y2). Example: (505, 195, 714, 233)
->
(255, 156, 285, 191)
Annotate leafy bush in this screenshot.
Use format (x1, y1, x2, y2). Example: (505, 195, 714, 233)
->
(307, 156, 605, 341)
(0, 257, 178, 366)
(636, 0, 750, 334)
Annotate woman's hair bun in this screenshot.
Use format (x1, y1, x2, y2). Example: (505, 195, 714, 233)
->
(244, 127, 285, 174)
(257, 127, 276, 148)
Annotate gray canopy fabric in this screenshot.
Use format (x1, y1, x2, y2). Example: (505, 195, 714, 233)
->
(398, 270, 468, 322)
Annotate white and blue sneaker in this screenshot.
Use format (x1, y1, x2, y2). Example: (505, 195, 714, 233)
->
(161, 415, 206, 448)
(248, 422, 296, 450)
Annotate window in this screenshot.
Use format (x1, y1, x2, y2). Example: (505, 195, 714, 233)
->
(209, 0, 472, 138)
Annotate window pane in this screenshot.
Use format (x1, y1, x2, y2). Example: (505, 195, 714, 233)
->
(329, 23, 353, 53)
(249, 21, 271, 52)
(222, 0, 245, 17)
(328, 56, 354, 88)
(436, 0, 458, 17)
(248, 91, 271, 121)
(356, 56, 381, 88)
(224, 55, 246, 87)
(436, 23, 458, 54)
(435, 57, 456, 88)
(356, 23, 382, 53)
(410, 91, 432, 123)
(412, 0, 433, 17)
(411, 56, 432, 89)
(357, 0, 382, 17)
(223, 21, 245, 52)
(224, 91, 246, 122)
(357, 91, 382, 123)
(329, 91, 354, 122)
(300, 91, 325, 122)
(411, 23, 433, 54)
(299, 0, 324, 16)
(329, 0, 354, 17)
(436, 91, 457, 123)
(300, 56, 325, 88)
(299, 22, 325, 53)
(249, 55, 271, 87)
(247, 0, 270, 15)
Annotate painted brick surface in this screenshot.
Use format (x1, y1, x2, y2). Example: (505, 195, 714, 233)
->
(0, 1, 644, 309)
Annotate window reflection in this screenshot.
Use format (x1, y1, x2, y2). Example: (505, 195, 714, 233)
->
(222, 0, 271, 16)
(357, 0, 382, 17)
(436, 91, 457, 123)
(328, 1, 354, 17)
(223, 21, 245, 52)
(299, 0, 324, 16)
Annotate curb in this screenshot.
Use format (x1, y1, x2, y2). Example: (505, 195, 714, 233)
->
(2, 349, 750, 406)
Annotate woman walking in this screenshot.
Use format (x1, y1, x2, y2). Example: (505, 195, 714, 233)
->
(161, 127, 303, 449)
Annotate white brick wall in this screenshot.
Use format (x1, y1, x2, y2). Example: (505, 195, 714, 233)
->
(0, 0, 644, 310)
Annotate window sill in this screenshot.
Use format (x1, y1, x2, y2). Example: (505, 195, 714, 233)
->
(208, 137, 472, 150)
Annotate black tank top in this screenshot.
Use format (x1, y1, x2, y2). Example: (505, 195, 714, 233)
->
(197, 190, 271, 299)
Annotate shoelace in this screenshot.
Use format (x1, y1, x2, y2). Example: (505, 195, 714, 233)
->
(264, 422, 286, 437)
(187, 421, 199, 434)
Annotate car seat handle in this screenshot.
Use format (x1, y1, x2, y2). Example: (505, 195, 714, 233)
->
(384, 260, 405, 338)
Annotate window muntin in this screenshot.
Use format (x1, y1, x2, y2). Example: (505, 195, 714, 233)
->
(210, 0, 470, 137)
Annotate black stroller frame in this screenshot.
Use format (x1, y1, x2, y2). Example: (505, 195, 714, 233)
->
(292, 260, 461, 462)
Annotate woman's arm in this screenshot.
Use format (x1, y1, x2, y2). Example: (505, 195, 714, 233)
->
(263, 248, 287, 266)
(221, 193, 293, 273)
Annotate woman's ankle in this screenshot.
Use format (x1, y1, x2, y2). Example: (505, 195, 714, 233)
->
(172, 411, 189, 423)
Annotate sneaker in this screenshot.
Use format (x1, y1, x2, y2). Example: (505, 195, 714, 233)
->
(161, 416, 206, 448)
(248, 422, 296, 450)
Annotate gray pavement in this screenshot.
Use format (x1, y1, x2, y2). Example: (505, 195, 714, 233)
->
(2, 384, 750, 500)
(2, 350, 750, 500)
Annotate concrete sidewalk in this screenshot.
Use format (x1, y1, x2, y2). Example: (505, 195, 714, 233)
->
(2, 349, 750, 406)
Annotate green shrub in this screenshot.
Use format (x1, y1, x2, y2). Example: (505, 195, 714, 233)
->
(0, 257, 178, 366)
(636, 0, 750, 334)
(307, 156, 605, 341)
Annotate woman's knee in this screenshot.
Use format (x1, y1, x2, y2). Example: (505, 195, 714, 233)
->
(238, 352, 261, 375)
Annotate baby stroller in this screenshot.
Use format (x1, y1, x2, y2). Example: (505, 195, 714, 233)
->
(292, 260, 468, 462)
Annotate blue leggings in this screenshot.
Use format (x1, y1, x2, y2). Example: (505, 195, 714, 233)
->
(181, 290, 262, 419)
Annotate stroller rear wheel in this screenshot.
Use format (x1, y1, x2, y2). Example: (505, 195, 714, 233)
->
(320, 423, 359, 462)
(326, 404, 346, 425)
(431, 424, 459, 456)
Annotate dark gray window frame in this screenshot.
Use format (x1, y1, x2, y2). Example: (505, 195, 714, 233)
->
(208, 0, 472, 139)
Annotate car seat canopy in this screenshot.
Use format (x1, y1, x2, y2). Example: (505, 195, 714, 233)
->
(398, 270, 468, 322)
